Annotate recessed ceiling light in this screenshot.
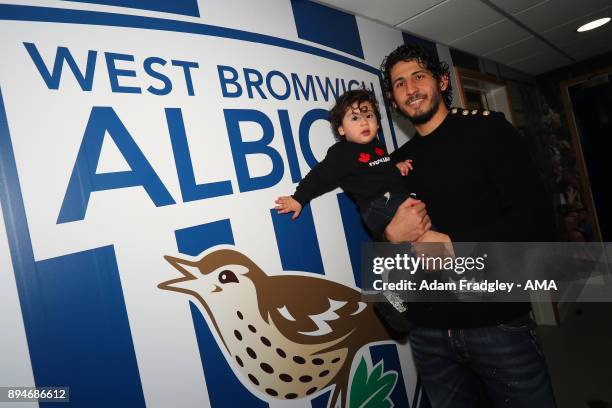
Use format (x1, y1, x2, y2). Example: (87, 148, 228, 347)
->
(577, 17, 610, 32)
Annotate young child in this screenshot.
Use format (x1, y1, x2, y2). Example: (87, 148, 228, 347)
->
(275, 88, 416, 241)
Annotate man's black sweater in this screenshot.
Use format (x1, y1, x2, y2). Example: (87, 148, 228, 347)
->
(391, 109, 554, 328)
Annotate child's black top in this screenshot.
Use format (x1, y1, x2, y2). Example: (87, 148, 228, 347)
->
(292, 139, 405, 210)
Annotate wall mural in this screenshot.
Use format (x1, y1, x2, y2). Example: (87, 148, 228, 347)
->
(161, 248, 396, 407)
(0, 1, 428, 407)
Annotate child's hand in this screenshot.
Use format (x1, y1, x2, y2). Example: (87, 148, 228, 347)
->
(396, 160, 413, 176)
(275, 196, 303, 220)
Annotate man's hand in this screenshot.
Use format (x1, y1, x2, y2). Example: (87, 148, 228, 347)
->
(275, 196, 303, 220)
(384, 198, 431, 243)
(415, 230, 451, 243)
(395, 160, 413, 176)
(412, 230, 455, 260)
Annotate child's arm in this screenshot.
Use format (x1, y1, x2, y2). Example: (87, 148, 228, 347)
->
(275, 196, 303, 220)
(396, 159, 413, 176)
(276, 144, 345, 220)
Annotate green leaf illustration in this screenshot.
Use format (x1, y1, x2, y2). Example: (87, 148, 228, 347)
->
(349, 357, 398, 408)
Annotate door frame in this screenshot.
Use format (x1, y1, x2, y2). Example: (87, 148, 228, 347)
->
(559, 67, 612, 244)
(454, 67, 517, 126)
(558, 67, 612, 322)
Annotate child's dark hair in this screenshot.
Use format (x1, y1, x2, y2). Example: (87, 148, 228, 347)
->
(329, 88, 381, 140)
(380, 44, 452, 108)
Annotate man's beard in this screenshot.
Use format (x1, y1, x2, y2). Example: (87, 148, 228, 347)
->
(402, 90, 442, 125)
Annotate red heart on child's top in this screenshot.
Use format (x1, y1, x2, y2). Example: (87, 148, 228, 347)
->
(358, 153, 370, 163)
(375, 147, 384, 156)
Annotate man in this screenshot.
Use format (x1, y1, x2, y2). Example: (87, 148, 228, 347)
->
(380, 44, 557, 407)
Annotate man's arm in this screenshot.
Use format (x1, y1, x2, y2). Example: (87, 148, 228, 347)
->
(451, 113, 554, 242)
(383, 198, 432, 243)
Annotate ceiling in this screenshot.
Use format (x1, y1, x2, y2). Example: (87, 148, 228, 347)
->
(314, 0, 612, 76)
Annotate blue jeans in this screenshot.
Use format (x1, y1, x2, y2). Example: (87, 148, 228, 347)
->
(409, 315, 557, 408)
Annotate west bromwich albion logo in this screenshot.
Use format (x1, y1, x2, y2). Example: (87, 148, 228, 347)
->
(159, 247, 399, 408)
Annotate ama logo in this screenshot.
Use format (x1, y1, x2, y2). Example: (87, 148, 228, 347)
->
(159, 247, 399, 408)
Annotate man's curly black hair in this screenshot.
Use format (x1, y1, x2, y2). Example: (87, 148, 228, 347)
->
(380, 44, 452, 108)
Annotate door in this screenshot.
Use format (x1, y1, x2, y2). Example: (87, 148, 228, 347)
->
(568, 73, 612, 240)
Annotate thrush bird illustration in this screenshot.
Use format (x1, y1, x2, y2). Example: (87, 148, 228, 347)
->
(159, 248, 392, 408)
